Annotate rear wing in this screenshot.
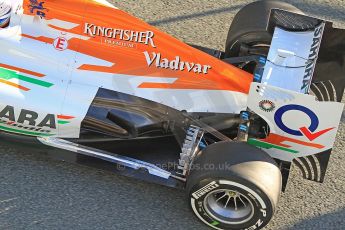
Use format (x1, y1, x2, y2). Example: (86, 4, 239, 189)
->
(262, 9, 345, 102)
(192, 9, 345, 185)
(247, 10, 345, 185)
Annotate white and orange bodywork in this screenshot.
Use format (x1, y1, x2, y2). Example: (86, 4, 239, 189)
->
(0, 0, 252, 138)
(0, 0, 344, 166)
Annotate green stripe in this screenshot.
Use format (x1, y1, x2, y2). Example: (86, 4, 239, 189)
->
(58, 120, 70, 125)
(0, 67, 53, 88)
(211, 221, 219, 226)
(0, 124, 53, 137)
(248, 138, 299, 154)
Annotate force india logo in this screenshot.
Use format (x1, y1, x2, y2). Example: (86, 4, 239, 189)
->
(84, 23, 156, 48)
(0, 105, 74, 136)
(259, 100, 276, 112)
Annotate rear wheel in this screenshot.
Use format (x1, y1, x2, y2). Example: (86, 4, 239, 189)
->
(224, 0, 304, 58)
(186, 142, 282, 230)
(203, 187, 255, 225)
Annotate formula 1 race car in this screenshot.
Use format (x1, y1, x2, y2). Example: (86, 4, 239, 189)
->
(1, 0, 345, 229)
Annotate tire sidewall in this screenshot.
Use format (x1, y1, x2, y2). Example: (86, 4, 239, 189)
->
(189, 178, 273, 230)
(225, 1, 304, 58)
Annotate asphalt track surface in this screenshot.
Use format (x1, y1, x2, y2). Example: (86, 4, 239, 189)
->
(1, 1, 345, 230)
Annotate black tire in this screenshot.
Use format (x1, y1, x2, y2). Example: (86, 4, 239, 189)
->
(186, 142, 282, 230)
(224, 0, 303, 58)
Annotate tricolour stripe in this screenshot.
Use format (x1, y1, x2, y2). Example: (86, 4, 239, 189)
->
(0, 63, 45, 77)
(248, 138, 299, 154)
(0, 79, 30, 91)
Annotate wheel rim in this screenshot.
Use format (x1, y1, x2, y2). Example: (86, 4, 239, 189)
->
(204, 189, 255, 225)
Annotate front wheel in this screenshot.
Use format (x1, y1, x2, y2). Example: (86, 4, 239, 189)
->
(186, 142, 282, 230)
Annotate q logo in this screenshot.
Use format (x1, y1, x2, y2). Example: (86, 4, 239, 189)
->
(274, 104, 334, 141)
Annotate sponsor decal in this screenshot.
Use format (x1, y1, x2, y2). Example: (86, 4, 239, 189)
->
(274, 104, 334, 141)
(53, 37, 68, 51)
(144, 51, 212, 74)
(0, 105, 74, 136)
(250, 104, 334, 153)
(101, 38, 137, 49)
(192, 181, 219, 199)
(84, 23, 156, 48)
(0, 64, 53, 91)
(28, 0, 47, 18)
(301, 24, 324, 93)
(259, 100, 275, 112)
(0, 121, 52, 136)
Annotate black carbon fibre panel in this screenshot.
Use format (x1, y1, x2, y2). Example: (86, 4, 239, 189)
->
(293, 150, 332, 183)
(270, 9, 322, 32)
